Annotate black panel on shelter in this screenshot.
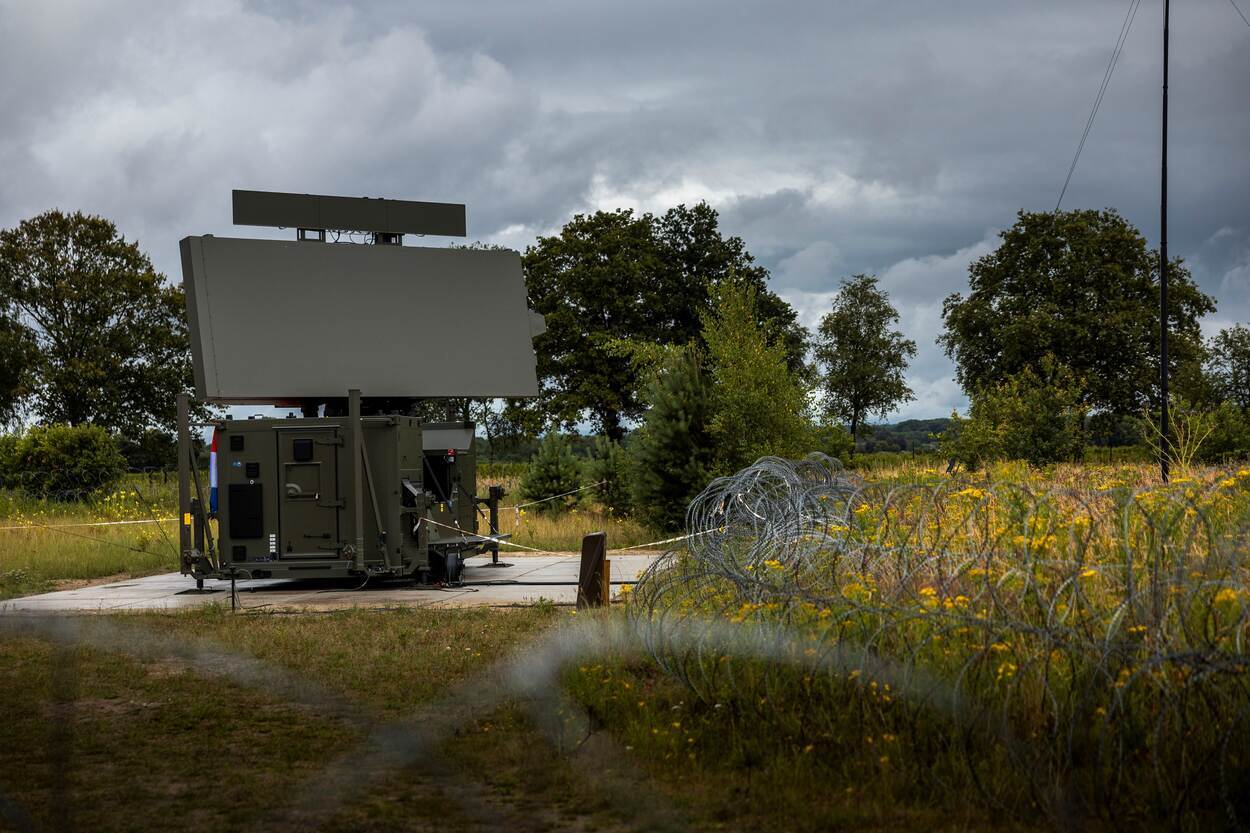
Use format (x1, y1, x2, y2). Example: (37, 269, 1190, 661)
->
(292, 438, 314, 462)
(228, 483, 264, 539)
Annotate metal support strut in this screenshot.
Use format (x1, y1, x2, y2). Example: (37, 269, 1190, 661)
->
(477, 485, 510, 568)
(177, 393, 192, 566)
(348, 388, 366, 572)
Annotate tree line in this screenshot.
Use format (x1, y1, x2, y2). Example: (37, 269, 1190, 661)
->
(2, 203, 1249, 510)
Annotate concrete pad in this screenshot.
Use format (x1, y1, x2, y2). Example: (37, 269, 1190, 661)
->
(0, 552, 662, 614)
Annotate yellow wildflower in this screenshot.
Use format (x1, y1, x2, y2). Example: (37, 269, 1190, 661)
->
(1215, 588, 1241, 605)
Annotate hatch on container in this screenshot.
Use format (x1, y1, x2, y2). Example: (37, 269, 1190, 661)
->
(277, 427, 341, 558)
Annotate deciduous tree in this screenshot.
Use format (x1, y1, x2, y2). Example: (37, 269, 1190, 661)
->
(940, 209, 1214, 416)
(702, 280, 812, 474)
(814, 274, 916, 444)
(522, 203, 804, 439)
(654, 202, 807, 375)
(1208, 324, 1250, 411)
(0, 211, 192, 437)
(524, 209, 662, 439)
(0, 309, 34, 426)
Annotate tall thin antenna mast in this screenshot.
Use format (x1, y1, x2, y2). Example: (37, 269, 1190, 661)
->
(1159, 0, 1171, 482)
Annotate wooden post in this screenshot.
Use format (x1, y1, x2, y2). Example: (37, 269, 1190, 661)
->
(577, 531, 607, 608)
(489, 485, 504, 564)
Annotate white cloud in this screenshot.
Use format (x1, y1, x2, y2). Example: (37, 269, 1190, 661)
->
(0, 0, 536, 270)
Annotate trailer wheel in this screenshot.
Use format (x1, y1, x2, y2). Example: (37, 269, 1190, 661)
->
(196, 578, 204, 591)
(445, 552, 463, 585)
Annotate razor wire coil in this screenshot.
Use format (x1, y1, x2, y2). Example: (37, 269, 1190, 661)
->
(628, 453, 1250, 825)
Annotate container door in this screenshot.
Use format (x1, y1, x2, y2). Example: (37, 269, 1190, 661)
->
(277, 428, 341, 558)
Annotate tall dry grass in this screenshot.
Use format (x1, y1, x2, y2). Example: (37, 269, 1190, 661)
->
(0, 473, 181, 597)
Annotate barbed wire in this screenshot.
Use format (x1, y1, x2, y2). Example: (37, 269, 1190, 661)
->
(504, 480, 607, 512)
(629, 453, 1250, 826)
(6, 456, 1250, 826)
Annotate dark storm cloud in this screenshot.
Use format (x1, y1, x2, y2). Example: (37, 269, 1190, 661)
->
(2, 0, 1247, 419)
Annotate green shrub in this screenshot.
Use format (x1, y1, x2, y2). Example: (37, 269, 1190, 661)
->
(517, 433, 583, 513)
(942, 358, 1087, 469)
(0, 433, 17, 483)
(810, 422, 854, 463)
(1137, 399, 1250, 472)
(118, 427, 177, 470)
(584, 437, 632, 516)
(1195, 401, 1250, 463)
(4, 423, 126, 498)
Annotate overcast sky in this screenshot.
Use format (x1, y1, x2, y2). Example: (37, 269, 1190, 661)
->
(2, 0, 1248, 421)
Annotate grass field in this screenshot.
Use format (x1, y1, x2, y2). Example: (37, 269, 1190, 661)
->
(3, 458, 1250, 830)
(0, 474, 181, 598)
(0, 605, 1010, 833)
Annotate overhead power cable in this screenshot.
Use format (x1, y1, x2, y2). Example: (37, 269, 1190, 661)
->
(1055, 0, 1143, 211)
(1229, 0, 1250, 28)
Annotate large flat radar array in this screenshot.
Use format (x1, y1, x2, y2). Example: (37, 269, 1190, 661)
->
(180, 235, 543, 402)
(232, 190, 467, 237)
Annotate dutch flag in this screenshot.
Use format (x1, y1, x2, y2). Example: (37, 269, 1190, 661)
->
(209, 428, 218, 515)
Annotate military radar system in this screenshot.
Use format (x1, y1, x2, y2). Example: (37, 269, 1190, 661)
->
(175, 190, 544, 587)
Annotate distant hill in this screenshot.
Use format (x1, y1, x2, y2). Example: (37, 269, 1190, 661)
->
(857, 418, 951, 453)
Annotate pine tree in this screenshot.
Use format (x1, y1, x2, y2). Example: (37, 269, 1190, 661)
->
(630, 346, 715, 532)
(585, 437, 632, 517)
(518, 433, 583, 513)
